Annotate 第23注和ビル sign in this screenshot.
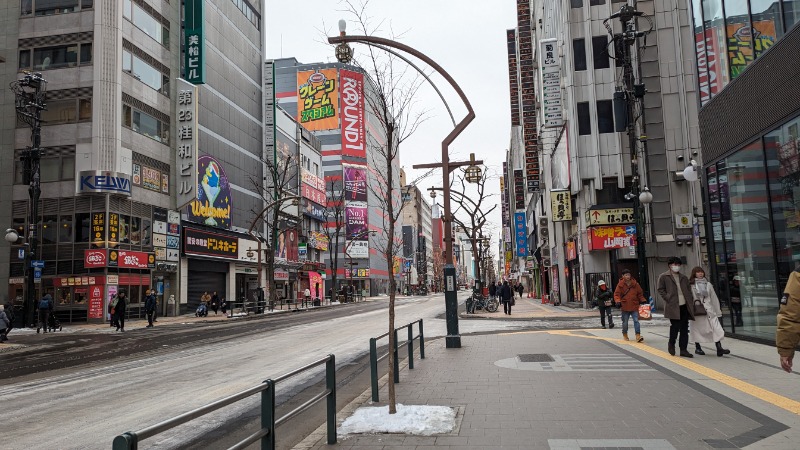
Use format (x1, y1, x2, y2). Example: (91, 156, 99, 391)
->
(77, 171, 132, 196)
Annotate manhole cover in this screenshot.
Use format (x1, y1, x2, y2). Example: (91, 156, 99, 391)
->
(518, 354, 554, 362)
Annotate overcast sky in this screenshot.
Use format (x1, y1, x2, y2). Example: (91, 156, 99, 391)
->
(265, 0, 516, 250)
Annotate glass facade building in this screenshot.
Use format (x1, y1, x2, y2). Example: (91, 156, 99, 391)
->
(698, 12, 800, 342)
(691, 0, 800, 106)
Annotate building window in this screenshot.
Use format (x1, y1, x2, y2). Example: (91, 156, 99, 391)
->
(19, 43, 92, 71)
(577, 102, 591, 135)
(15, 155, 75, 184)
(21, 0, 92, 17)
(123, 105, 168, 143)
(785, 0, 800, 31)
(592, 35, 610, 70)
(570, 0, 583, 7)
(123, 0, 169, 46)
(75, 213, 91, 243)
(230, 0, 261, 30)
(35, 98, 91, 125)
(596, 100, 615, 133)
(123, 50, 169, 96)
(60, 215, 73, 243)
(590, 0, 606, 4)
(572, 38, 587, 71)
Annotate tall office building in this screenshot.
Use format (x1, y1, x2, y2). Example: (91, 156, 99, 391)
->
(1, 0, 266, 321)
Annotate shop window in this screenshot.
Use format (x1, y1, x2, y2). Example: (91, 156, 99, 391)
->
(596, 100, 615, 134)
(60, 215, 73, 243)
(129, 284, 141, 305)
(41, 215, 58, 244)
(722, 140, 775, 340)
(141, 219, 151, 246)
(130, 217, 142, 245)
(75, 212, 91, 242)
(577, 102, 591, 135)
(572, 38, 587, 71)
(592, 35, 610, 70)
(74, 287, 88, 305)
(119, 215, 131, 244)
(56, 287, 71, 306)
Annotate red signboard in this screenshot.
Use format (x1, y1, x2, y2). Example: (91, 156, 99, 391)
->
(84, 249, 108, 268)
(88, 285, 104, 319)
(339, 69, 366, 158)
(301, 183, 326, 205)
(108, 250, 156, 269)
(588, 225, 637, 251)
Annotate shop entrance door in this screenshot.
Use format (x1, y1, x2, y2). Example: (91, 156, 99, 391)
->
(187, 259, 227, 314)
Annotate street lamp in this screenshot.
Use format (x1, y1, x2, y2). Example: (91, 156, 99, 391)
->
(329, 25, 479, 349)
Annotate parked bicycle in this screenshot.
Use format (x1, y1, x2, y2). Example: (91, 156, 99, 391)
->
(469, 292, 498, 313)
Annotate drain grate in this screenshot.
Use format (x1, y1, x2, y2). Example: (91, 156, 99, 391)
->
(518, 353, 554, 362)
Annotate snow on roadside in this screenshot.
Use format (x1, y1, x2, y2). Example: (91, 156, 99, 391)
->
(339, 404, 456, 436)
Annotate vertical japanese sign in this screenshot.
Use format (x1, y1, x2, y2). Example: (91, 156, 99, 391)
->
(514, 212, 528, 257)
(539, 38, 562, 128)
(183, 0, 205, 84)
(340, 69, 366, 158)
(91, 212, 105, 248)
(507, 29, 520, 127)
(297, 69, 339, 131)
(550, 190, 572, 221)
(696, 26, 723, 106)
(88, 285, 104, 319)
(263, 60, 275, 166)
(513, 169, 525, 210)
(176, 78, 199, 209)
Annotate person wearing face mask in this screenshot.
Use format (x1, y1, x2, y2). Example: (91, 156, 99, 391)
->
(595, 280, 614, 329)
(657, 257, 695, 357)
(688, 267, 729, 356)
(613, 269, 645, 341)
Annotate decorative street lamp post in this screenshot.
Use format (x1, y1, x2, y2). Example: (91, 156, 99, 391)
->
(329, 25, 481, 348)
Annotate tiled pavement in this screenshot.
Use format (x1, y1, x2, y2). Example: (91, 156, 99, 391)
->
(299, 326, 800, 449)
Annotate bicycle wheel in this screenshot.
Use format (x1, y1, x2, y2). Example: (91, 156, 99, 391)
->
(486, 300, 498, 313)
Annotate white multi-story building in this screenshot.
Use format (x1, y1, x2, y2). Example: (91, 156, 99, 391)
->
(505, 0, 704, 306)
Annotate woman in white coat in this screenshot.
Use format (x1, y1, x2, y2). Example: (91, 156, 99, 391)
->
(689, 267, 731, 357)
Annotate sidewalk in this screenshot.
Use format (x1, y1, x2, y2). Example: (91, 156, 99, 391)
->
(463, 295, 608, 320)
(300, 326, 800, 449)
(5, 295, 391, 336)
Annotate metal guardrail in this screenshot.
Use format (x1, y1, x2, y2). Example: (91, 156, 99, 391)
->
(369, 319, 424, 402)
(112, 354, 337, 450)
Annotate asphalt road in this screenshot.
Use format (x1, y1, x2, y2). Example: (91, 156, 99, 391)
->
(3, 292, 536, 449)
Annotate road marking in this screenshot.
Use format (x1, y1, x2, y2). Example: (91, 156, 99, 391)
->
(501, 329, 800, 416)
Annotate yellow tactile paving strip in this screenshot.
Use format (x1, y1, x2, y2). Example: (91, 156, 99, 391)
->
(501, 329, 800, 416)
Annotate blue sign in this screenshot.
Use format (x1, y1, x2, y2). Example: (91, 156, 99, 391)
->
(166, 236, 180, 249)
(31, 260, 45, 268)
(625, 225, 637, 235)
(33, 268, 42, 283)
(18, 248, 25, 260)
(303, 200, 326, 222)
(514, 213, 528, 257)
(78, 170, 132, 196)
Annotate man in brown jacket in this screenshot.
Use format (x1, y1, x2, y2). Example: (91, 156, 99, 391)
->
(613, 269, 646, 342)
(657, 257, 695, 358)
(777, 267, 800, 373)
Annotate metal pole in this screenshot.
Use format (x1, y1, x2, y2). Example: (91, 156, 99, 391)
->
(369, 337, 379, 402)
(418, 319, 425, 359)
(393, 328, 400, 383)
(407, 325, 414, 370)
(261, 379, 276, 450)
(325, 354, 337, 445)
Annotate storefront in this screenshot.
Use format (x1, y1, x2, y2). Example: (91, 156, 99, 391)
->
(565, 240, 581, 304)
(698, 20, 800, 342)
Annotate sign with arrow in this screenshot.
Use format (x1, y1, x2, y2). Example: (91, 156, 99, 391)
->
(585, 208, 635, 226)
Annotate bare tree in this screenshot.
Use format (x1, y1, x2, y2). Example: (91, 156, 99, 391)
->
(324, 176, 346, 296)
(450, 168, 497, 289)
(343, 0, 428, 414)
(250, 147, 301, 308)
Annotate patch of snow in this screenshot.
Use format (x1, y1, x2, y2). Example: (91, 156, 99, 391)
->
(339, 403, 456, 436)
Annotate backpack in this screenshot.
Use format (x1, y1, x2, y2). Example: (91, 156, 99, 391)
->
(38, 298, 50, 309)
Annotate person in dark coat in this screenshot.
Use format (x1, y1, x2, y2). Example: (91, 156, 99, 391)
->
(144, 289, 157, 328)
(113, 291, 128, 332)
(501, 281, 513, 315)
(596, 280, 614, 329)
(37, 293, 53, 334)
(210, 291, 220, 315)
(657, 257, 696, 357)
(488, 282, 497, 299)
(516, 283, 524, 298)
(0, 305, 10, 342)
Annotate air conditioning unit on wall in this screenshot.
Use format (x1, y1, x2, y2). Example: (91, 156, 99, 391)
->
(542, 258, 552, 267)
(539, 217, 548, 228)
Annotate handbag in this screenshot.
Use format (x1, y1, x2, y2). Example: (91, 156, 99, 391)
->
(638, 303, 652, 320)
(693, 298, 707, 316)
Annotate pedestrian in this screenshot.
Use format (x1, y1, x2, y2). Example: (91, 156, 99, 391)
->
(516, 283, 524, 298)
(0, 305, 10, 342)
(501, 280, 513, 315)
(613, 269, 645, 342)
(113, 290, 128, 332)
(657, 257, 695, 357)
(152, 293, 158, 322)
(688, 267, 730, 356)
(778, 266, 800, 372)
(304, 287, 311, 307)
(2, 303, 14, 340)
(144, 289, 157, 328)
(220, 297, 228, 315)
(37, 293, 53, 334)
(109, 293, 119, 328)
(595, 280, 614, 329)
(730, 276, 744, 326)
(488, 282, 496, 300)
(315, 282, 321, 301)
(210, 291, 220, 315)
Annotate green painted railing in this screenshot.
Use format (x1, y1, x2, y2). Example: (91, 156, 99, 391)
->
(369, 319, 425, 402)
(112, 355, 337, 450)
